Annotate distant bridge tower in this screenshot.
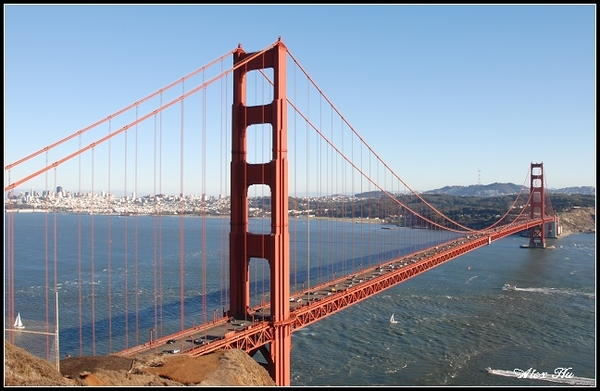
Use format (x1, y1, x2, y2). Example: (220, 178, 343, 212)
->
(528, 162, 547, 247)
(230, 39, 291, 386)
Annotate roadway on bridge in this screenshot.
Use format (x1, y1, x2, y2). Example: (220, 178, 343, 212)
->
(123, 223, 550, 360)
(123, 238, 455, 359)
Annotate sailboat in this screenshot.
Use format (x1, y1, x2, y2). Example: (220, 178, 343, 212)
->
(390, 313, 398, 324)
(14, 312, 25, 329)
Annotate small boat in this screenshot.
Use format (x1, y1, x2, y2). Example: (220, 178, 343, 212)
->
(14, 312, 25, 329)
(502, 283, 517, 291)
(390, 313, 398, 324)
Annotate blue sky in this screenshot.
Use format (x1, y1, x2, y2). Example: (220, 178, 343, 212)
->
(4, 4, 596, 196)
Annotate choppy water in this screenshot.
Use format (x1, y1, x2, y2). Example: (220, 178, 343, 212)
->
(5, 213, 596, 386)
(290, 233, 596, 386)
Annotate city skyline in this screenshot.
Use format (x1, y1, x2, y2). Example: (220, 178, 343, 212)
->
(6, 180, 594, 201)
(5, 5, 596, 196)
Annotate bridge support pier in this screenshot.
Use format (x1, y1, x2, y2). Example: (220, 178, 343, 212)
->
(230, 39, 291, 386)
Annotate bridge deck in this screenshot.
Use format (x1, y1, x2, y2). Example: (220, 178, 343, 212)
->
(120, 217, 553, 360)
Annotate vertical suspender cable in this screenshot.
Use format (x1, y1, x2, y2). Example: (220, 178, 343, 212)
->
(134, 105, 140, 346)
(44, 152, 48, 349)
(340, 115, 346, 277)
(52, 169, 58, 361)
(179, 81, 186, 332)
(51, 157, 58, 362)
(351, 124, 355, 273)
(359, 139, 364, 271)
(55, 290, 60, 371)
(292, 60, 297, 292)
(152, 112, 156, 340)
(123, 120, 129, 348)
(107, 120, 113, 352)
(90, 148, 96, 355)
(261, 58, 266, 306)
(201, 69, 207, 326)
(305, 77, 310, 291)
(316, 96, 322, 283)
(158, 94, 164, 337)
(78, 135, 83, 355)
(6, 176, 14, 344)
(331, 105, 339, 279)
(152, 112, 158, 342)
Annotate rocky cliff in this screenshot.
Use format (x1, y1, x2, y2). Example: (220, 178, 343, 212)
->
(556, 207, 595, 235)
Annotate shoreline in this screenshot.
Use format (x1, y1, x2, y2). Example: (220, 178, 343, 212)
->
(5, 209, 594, 236)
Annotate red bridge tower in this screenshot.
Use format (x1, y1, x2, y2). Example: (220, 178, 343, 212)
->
(230, 39, 291, 385)
(528, 162, 548, 247)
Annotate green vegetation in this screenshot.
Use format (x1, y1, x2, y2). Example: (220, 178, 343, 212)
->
(543, 193, 596, 212)
(287, 193, 595, 230)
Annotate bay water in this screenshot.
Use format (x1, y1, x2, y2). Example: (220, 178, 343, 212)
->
(5, 213, 595, 386)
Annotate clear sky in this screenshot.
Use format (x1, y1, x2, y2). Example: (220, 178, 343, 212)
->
(4, 4, 596, 195)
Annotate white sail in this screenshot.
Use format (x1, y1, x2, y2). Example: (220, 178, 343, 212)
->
(390, 314, 398, 324)
(14, 312, 25, 329)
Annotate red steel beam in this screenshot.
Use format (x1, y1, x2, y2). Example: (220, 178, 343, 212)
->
(130, 218, 555, 360)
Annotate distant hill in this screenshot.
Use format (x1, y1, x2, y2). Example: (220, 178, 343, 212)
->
(422, 183, 595, 197)
(549, 186, 596, 196)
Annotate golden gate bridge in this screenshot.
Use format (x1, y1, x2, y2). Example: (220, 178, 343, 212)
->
(4, 38, 559, 386)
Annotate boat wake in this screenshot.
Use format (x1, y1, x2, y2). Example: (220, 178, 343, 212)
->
(500, 283, 594, 298)
(517, 287, 595, 298)
(486, 368, 596, 386)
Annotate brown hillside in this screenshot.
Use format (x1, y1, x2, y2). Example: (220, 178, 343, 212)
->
(4, 341, 78, 386)
(557, 207, 595, 235)
(4, 341, 276, 387)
